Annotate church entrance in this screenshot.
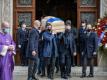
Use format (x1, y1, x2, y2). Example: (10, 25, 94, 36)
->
(13, 0, 99, 65)
(36, 0, 77, 27)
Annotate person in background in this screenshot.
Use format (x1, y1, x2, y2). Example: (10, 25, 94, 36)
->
(17, 21, 29, 66)
(81, 24, 98, 78)
(59, 23, 76, 79)
(42, 23, 58, 79)
(78, 20, 87, 65)
(26, 20, 40, 80)
(0, 21, 16, 80)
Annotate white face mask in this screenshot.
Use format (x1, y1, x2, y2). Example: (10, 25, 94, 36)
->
(65, 25, 71, 30)
(82, 23, 86, 27)
(22, 24, 26, 29)
(3, 28, 10, 34)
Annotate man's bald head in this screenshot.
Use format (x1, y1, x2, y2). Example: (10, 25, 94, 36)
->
(1, 21, 10, 28)
(33, 20, 40, 29)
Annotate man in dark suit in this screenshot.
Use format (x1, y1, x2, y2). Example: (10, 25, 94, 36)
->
(78, 21, 87, 65)
(26, 20, 40, 80)
(59, 23, 76, 79)
(17, 21, 29, 66)
(81, 24, 98, 78)
(65, 20, 78, 66)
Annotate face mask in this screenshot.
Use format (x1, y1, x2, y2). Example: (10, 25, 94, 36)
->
(65, 29, 71, 32)
(82, 23, 86, 27)
(47, 29, 51, 32)
(87, 29, 91, 32)
(22, 24, 26, 28)
(65, 26, 71, 30)
(3, 28, 10, 33)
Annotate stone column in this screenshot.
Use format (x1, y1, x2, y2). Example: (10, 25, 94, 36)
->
(98, 0, 107, 72)
(98, 49, 107, 71)
(100, 0, 107, 18)
(0, 0, 13, 36)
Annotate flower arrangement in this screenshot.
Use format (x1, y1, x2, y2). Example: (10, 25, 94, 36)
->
(93, 12, 107, 49)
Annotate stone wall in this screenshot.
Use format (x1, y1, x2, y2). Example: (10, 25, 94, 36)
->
(0, 0, 13, 35)
(99, 0, 107, 71)
(100, 0, 107, 18)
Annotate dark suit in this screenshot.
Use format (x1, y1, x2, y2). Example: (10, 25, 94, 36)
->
(17, 27, 29, 65)
(82, 31, 98, 76)
(37, 30, 45, 75)
(26, 28, 39, 80)
(78, 27, 87, 65)
(59, 30, 76, 78)
(71, 27, 78, 66)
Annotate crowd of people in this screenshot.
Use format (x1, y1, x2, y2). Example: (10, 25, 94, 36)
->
(0, 19, 98, 80)
(17, 19, 98, 80)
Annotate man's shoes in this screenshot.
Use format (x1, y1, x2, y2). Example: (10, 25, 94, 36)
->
(37, 72, 41, 75)
(87, 74, 94, 77)
(61, 74, 68, 79)
(32, 76, 39, 80)
(48, 74, 54, 79)
(27, 77, 32, 80)
(66, 73, 72, 78)
(56, 69, 59, 73)
(40, 74, 45, 77)
(80, 74, 86, 78)
(61, 76, 68, 79)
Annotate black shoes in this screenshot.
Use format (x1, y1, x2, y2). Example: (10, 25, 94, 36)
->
(61, 74, 68, 79)
(81, 74, 94, 78)
(61, 76, 68, 79)
(87, 74, 94, 77)
(48, 74, 54, 79)
(80, 74, 86, 78)
(32, 76, 39, 80)
(40, 74, 45, 77)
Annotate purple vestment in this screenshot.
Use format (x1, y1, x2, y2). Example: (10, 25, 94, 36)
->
(0, 32, 16, 80)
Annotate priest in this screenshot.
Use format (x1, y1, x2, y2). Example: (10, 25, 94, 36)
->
(0, 21, 16, 80)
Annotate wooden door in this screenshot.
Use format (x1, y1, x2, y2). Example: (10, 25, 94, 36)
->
(77, 0, 100, 65)
(13, 0, 36, 65)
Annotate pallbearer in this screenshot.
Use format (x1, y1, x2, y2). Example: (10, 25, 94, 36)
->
(59, 23, 76, 79)
(42, 23, 58, 79)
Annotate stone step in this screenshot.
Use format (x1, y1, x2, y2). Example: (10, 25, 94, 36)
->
(14, 66, 107, 76)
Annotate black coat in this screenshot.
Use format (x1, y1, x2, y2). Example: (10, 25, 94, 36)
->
(78, 27, 87, 53)
(26, 28, 39, 60)
(83, 32, 98, 58)
(58, 31, 76, 56)
(17, 27, 29, 45)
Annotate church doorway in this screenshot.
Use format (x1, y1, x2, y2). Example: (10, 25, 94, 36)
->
(13, 0, 99, 65)
(36, 0, 77, 27)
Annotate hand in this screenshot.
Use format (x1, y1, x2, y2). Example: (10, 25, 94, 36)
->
(93, 52, 97, 55)
(32, 51, 37, 56)
(52, 31, 57, 35)
(81, 52, 84, 55)
(18, 45, 21, 48)
(73, 52, 77, 56)
(8, 45, 14, 51)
